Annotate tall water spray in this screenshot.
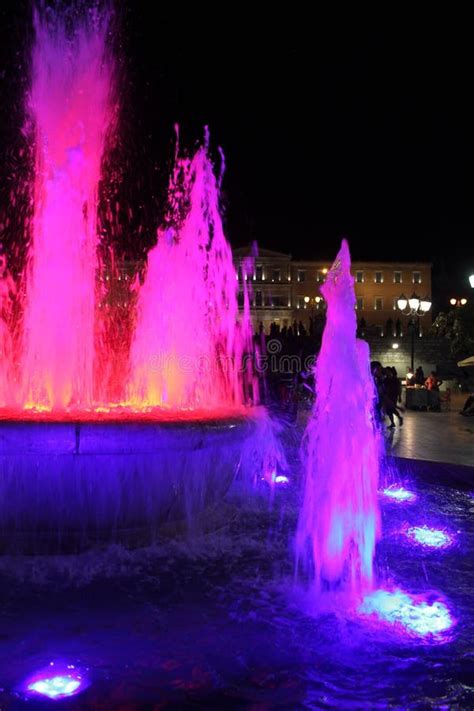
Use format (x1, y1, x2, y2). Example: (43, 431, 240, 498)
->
(128, 139, 255, 411)
(21, 7, 114, 410)
(296, 240, 381, 594)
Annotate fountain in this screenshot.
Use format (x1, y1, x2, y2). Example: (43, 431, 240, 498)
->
(0, 4, 269, 553)
(295, 239, 382, 594)
(294, 240, 455, 642)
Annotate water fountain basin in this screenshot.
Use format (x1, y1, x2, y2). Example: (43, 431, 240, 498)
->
(0, 409, 263, 553)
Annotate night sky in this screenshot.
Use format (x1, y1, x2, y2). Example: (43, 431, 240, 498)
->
(1, 5, 473, 300)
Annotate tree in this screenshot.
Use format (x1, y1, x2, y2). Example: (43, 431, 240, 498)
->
(430, 303, 474, 358)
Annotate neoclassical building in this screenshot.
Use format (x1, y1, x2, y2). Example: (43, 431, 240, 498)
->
(233, 246, 432, 336)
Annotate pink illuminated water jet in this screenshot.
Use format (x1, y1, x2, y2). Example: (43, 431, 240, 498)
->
(128, 137, 255, 410)
(0, 6, 254, 418)
(21, 6, 115, 410)
(296, 240, 381, 593)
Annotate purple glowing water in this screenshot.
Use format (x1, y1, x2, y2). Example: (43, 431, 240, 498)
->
(382, 485, 417, 503)
(23, 662, 88, 700)
(359, 589, 455, 641)
(296, 239, 381, 593)
(405, 525, 454, 549)
(21, 6, 115, 410)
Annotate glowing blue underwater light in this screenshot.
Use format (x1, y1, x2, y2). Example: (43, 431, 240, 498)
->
(24, 662, 87, 700)
(264, 470, 290, 486)
(405, 525, 453, 549)
(382, 485, 416, 502)
(359, 589, 455, 640)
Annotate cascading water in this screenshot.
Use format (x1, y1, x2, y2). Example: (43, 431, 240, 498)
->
(296, 239, 382, 594)
(21, 6, 115, 410)
(0, 3, 269, 552)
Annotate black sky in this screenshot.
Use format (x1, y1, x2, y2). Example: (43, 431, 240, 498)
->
(1, 5, 473, 296)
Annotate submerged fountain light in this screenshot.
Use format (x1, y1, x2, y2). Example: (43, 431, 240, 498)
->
(263, 469, 289, 486)
(382, 485, 416, 502)
(359, 589, 455, 640)
(24, 663, 87, 700)
(405, 525, 454, 549)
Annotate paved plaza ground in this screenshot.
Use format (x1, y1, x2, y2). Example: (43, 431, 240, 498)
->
(386, 394, 474, 468)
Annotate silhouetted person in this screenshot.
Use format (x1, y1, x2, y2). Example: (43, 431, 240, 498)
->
(460, 395, 474, 416)
(414, 366, 425, 385)
(383, 367, 403, 427)
(371, 361, 384, 423)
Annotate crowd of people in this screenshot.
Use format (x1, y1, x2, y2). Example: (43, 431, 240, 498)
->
(406, 365, 443, 391)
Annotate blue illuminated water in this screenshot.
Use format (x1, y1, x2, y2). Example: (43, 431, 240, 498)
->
(0, 450, 473, 708)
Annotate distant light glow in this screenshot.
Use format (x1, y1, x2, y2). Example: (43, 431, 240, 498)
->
(392, 343, 399, 349)
(24, 662, 87, 700)
(274, 474, 289, 485)
(359, 589, 455, 640)
(382, 485, 416, 502)
(405, 525, 453, 549)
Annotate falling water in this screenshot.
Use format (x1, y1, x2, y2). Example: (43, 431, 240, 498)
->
(21, 6, 114, 410)
(296, 239, 381, 594)
(128, 136, 255, 411)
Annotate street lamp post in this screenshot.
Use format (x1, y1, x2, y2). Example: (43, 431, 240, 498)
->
(449, 297, 468, 307)
(396, 292, 432, 374)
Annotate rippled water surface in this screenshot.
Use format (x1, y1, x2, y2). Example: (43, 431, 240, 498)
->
(1, 444, 473, 709)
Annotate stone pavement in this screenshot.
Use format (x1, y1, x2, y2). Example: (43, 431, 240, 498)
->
(385, 407, 474, 468)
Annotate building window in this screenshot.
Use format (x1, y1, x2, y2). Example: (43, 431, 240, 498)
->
(296, 296, 303, 309)
(255, 265, 263, 281)
(374, 325, 384, 336)
(394, 271, 402, 284)
(272, 269, 281, 282)
(297, 269, 306, 283)
(413, 271, 421, 284)
(238, 291, 244, 307)
(356, 297, 364, 311)
(393, 297, 398, 310)
(374, 271, 383, 283)
(255, 291, 262, 307)
(316, 270, 324, 282)
(356, 270, 364, 283)
(374, 297, 383, 311)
